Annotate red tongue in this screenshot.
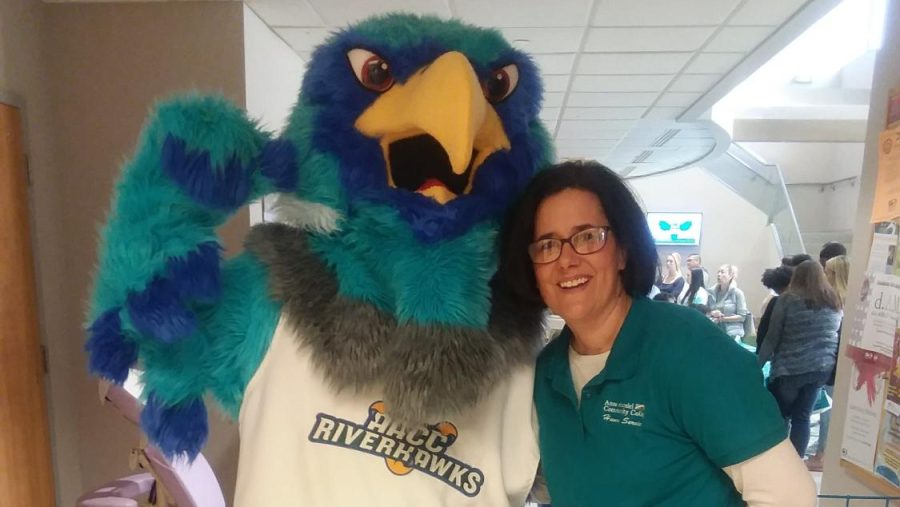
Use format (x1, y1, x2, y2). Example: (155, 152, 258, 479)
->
(417, 178, 447, 192)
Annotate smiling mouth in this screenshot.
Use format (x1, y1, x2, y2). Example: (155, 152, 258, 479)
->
(388, 134, 477, 197)
(558, 277, 590, 289)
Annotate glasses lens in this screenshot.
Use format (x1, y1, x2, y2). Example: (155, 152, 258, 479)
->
(571, 227, 606, 255)
(529, 239, 561, 264)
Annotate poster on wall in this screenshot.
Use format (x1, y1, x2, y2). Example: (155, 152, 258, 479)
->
(875, 330, 900, 486)
(843, 353, 889, 470)
(861, 273, 900, 357)
(871, 127, 900, 223)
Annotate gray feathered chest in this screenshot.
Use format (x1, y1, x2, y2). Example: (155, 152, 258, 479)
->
(245, 223, 544, 424)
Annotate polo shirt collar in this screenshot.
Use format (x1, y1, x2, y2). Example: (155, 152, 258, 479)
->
(544, 296, 648, 394)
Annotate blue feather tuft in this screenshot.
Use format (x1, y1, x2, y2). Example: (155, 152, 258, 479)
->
(260, 138, 299, 192)
(126, 276, 197, 343)
(161, 135, 252, 210)
(85, 308, 137, 383)
(165, 242, 222, 304)
(142, 392, 208, 460)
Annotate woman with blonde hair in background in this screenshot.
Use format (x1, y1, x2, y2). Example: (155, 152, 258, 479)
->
(657, 252, 685, 300)
(711, 264, 749, 343)
(806, 254, 849, 471)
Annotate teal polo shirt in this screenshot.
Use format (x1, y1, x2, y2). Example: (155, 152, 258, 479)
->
(534, 297, 786, 507)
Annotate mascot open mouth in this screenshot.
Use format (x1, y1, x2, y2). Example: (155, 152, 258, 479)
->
(388, 134, 478, 199)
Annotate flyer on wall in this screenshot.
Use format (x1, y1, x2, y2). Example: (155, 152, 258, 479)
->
(843, 356, 888, 471)
(875, 329, 900, 486)
(871, 128, 900, 223)
(861, 273, 900, 357)
(868, 222, 900, 274)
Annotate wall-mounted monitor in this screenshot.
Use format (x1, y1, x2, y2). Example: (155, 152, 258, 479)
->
(646, 212, 702, 246)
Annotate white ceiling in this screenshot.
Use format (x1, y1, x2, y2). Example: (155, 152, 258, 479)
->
(246, 0, 841, 177)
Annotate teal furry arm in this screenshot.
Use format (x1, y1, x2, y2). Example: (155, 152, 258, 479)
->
(85, 95, 295, 457)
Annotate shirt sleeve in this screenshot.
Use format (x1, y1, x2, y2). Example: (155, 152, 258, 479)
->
(722, 439, 816, 507)
(668, 318, 787, 468)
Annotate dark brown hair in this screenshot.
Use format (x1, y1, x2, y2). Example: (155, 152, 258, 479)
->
(786, 260, 842, 311)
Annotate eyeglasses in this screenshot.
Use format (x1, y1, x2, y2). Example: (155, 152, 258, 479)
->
(528, 226, 611, 264)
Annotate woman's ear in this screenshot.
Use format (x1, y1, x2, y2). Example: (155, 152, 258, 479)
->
(617, 248, 627, 271)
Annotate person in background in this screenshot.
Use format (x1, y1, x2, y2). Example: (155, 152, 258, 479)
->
(758, 260, 843, 457)
(756, 266, 794, 354)
(819, 242, 847, 269)
(500, 159, 814, 507)
(680, 267, 712, 314)
(711, 264, 750, 343)
(686, 253, 710, 287)
(789, 253, 814, 267)
(657, 252, 685, 300)
(806, 254, 850, 471)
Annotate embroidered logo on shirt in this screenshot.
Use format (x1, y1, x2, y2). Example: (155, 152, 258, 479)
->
(601, 400, 645, 427)
(308, 401, 484, 497)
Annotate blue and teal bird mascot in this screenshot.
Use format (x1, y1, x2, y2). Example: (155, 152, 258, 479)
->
(86, 13, 552, 506)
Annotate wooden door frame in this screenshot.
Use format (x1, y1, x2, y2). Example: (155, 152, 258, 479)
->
(0, 95, 57, 507)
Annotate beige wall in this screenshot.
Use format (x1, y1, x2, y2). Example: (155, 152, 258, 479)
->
(629, 166, 782, 314)
(8, 2, 250, 505)
(821, 0, 900, 497)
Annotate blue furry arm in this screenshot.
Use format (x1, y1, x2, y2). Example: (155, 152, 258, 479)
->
(135, 253, 281, 459)
(86, 95, 296, 382)
(85, 95, 293, 458)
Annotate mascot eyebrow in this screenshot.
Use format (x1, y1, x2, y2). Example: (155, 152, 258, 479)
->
(86, 13, 553, 506)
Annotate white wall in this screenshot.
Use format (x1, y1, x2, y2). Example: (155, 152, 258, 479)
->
(243, 5, 305, 224)
(629, 166, 782, 315)
(822, 0, 900, 495)
(243, 4, 305, 133)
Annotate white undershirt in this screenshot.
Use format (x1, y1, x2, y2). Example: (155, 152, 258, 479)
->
(567, 346, 816, 506)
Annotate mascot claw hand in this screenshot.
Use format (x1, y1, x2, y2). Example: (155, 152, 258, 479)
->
(87, 13, 552, 506)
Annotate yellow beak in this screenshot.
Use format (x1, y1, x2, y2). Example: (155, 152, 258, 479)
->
(354, 51, 510, 204)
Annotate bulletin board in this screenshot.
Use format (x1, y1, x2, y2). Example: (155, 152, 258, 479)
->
(839, 87, 900, 495)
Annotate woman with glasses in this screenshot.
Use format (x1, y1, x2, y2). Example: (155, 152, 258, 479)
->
(499, 160, 813, 506)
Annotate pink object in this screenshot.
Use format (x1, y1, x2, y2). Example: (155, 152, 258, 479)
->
(76, 473, 154, 506)
(78, 381, 226, 507)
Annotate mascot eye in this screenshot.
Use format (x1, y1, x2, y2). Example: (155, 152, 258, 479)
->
(347, 48, 395, 92)
(482, 64, 519, 103)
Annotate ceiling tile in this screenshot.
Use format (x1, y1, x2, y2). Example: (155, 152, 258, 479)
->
(543, 92, 565, 108)
(563, 107, 647, 120)
(542, 75, 571, 93)
(532, 54, 576, 74)
(498, 27, 584, 54)
(539, 108, 561, 121)
(683, 52, 745, 74)
(246, 0, 324, 26)
(704, 26, 774, 52)
(655, 92, 702, 107)
(276, 27, 333, 52)
(556, 121, 630, 140)
(307, 0, 450, 25)
(668, 74, 721, 92)
(577, 53, 692, 75)
(571, 74, 673, 93)
(729, 0, 807, 26)
(563, 119, 638, 130)
(568, 92, 658, 107)
(585, 27, 716, 53)
(642, 107, 684, 120)
(554, 139, 621, 150)
(452, 0, 592, 27)
(541, 119, 558, 133)
(591, 0, 741, 26)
